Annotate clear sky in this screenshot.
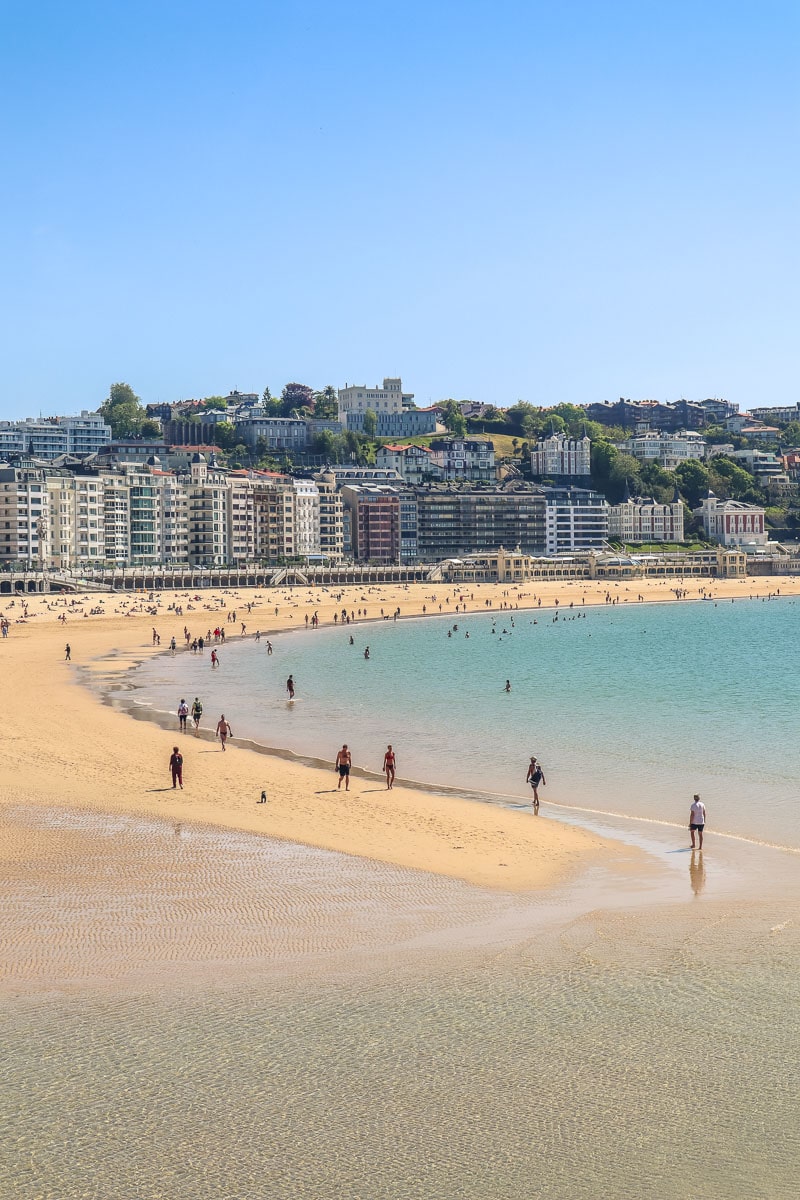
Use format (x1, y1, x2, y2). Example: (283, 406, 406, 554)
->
(1, 0, 797, 419)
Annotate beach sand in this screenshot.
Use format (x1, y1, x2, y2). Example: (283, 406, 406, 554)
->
(4, 576, 800, 1200)
(2, 573, 794, 906)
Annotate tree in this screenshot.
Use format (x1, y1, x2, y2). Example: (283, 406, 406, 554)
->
(213, 421, 238, 451)
(590, 438, 617, 487)
(362, 408, 377, 439)
(140, 419, 163, 438)
(201, 395, 227, 410)
(779, 421, 800, 447)
(313, 385, 339, 420)
(549, 403, 588, 436)
(312, 430, 339, 460)
(280, 382, 314, 416)
(608, 453, 643, 501)
(674, 460, 711, 508)
(99, 382, 147, 438)
(505, 401, 540, 436)
(437, 399, 467, 436)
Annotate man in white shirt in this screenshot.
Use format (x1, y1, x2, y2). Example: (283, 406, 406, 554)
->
(689, 794, 706, 850)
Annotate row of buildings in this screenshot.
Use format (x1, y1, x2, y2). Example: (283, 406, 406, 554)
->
(0, 450, 769, 570)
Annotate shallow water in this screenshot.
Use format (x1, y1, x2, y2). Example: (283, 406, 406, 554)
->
(131, 596, 800, 850)
(2, 806, 798, 1200)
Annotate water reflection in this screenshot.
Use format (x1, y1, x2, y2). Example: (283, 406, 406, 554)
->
(689, 850, 706, 896)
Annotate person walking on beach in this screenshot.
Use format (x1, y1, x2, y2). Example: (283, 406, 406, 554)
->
(286, 674, 295, 699)
(177, 698, 189, 733)
(383, 744, 396, 790)
(689, 794, 706, 849)
(210, 648, 219, 668)
(169, 746, 184, 789)
(191, 696, 203, 735)
(526, 756, 546, 811)
(216, 714, 232, 750)
(335, 744, 352, 790)
(64, 643, 71, 661)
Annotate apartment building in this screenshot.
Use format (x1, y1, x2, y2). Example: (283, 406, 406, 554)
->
(0, 464, 51, 566)
(375, 444, 434, 483)
(0, 412, 111, 461)
(376, 438, 495, 484)
(608, 494, 685, 543)
(414, 486, 547, 560)
(623, 431, 707, 469)
(292, 478, 321, 558)
(428, 438, 495, 481)
(252, 476, 295, 564)
(340, 485, 402, 563)
(530, 434, 591, 481)
(316, 476, 344, 561)
(542, 487, 609, 553)
(748, 403, 800, 426)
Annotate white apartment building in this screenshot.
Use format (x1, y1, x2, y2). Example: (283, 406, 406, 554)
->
(337, 377, 414, 420)
(0, 411, 111, 461)
(543, 487, 609, 553)
(375, 444, 434, 484)
(695, 493, 767, 547)
(292, 478, 321, 558)
(0, 465, 52, 566)
(530, 434, 591, 479)
(608, 495, 684, 542)
(0, 459, 337, 569)
(623, 431, 706, 469)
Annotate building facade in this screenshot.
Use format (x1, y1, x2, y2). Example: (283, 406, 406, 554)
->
(0, 412, 111, 461)
(340, 485, 402, 563)
(542, 487, 609, 553)
(414, 486, 547, 560)
(623, 431, 707, 469)
(608, 495, 685, 543)
(695, 493, 767, 547)
(337, 378, 413, 420)
(530, 434, 591, 481)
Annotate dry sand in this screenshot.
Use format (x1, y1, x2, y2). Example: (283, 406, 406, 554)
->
(1, 574, 794, 894)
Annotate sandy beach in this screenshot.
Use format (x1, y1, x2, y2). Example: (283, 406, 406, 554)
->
(2, 572, 795, 902)
(4, 575, 800, 1200)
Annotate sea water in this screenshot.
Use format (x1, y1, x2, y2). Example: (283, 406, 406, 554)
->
(131, 596, 800, 850)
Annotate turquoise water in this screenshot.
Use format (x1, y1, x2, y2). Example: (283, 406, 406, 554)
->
(131, 597, 800, 850)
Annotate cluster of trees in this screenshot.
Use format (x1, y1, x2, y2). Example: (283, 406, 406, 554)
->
(99, 384, 162, 439)
(259, 383, 338, 420)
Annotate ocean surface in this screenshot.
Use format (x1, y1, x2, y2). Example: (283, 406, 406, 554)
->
(131, 596, 800, 851)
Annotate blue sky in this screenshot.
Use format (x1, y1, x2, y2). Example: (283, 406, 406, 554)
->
(1, 0, 797, 418)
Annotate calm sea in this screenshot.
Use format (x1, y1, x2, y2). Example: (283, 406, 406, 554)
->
(131, 596, 800, 850)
